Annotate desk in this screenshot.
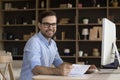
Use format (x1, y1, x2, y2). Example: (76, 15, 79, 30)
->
(32, 70, 120, 80)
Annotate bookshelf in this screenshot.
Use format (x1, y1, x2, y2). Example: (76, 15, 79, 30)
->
(0, 0, 120, 67)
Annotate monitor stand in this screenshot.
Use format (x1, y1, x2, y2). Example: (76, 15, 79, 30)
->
(113, 42, 120, 66)
(99, 43, 120, 73)
(101, 42, 120, 69)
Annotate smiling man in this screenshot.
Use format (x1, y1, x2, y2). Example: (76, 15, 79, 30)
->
(20, 11, 72, 80)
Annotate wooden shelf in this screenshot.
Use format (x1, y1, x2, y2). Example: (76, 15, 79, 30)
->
(79, 56, 101, 58)
(0, 40, 27, 42)
(2, 24, 35, 27)
(49, 7, 76, 10)
(61, 56, 76, 58)
(78, 7, 107, 9)
(1, 9, 36, 11)
(0, 0, 120, 67)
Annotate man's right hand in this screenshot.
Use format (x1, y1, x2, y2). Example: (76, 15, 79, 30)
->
(58, 62, 73, 76)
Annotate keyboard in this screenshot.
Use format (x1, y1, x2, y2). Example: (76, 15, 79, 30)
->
(97, 69, 120, 74)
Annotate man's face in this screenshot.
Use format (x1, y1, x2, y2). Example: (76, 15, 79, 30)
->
(39, 16, 57, 39)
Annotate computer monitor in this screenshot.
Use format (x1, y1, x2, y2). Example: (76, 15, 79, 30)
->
(101, 18, 120, 67)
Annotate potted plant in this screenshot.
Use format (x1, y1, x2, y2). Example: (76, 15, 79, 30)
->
(110, 0, 119, 7)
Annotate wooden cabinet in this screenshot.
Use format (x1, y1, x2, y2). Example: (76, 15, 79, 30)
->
(77, 0, 107, 67)
(0, 0, 37, 59)
(48, 0, 77, 63)
(0, 0, 120, 67)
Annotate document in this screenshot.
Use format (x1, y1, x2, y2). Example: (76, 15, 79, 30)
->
(68, 64, 90, 76)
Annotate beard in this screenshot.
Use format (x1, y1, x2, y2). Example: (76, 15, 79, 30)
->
(42, 30, 56, 39)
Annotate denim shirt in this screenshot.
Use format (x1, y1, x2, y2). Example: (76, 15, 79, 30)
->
(20, 32, 63, 80)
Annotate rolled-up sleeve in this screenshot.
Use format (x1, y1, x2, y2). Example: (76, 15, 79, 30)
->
(24, 38, 42, 69)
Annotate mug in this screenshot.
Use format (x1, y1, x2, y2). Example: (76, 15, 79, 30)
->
(83, 19, 89, 24)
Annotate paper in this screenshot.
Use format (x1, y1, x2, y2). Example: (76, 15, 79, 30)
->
(68, 64, 90, 76)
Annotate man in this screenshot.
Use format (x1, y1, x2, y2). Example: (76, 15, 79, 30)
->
(20, 11, 97, 80)
(20, 11, 73, 80)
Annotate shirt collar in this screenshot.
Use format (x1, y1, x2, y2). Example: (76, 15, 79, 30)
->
(38, 32, 52, 46)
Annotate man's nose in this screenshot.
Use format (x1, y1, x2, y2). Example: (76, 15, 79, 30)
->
(48, 24, 53, 28)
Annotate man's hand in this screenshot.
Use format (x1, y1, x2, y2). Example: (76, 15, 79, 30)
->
(86, 65, 98, 73)
(58, 62, 73, 76)
(32, 62, 73, 76)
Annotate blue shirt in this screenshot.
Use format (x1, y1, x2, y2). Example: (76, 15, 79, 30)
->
(20, 32, 63, 80)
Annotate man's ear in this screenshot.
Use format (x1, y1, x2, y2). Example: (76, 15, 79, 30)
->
(38, 22, 41, 28)
(38, 22, 40, 26)
(37, 22, 41, 31)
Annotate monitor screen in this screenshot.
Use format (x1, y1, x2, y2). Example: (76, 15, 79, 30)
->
(101, 18, 116, 66)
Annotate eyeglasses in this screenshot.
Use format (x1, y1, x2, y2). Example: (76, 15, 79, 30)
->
(41, 22, 57, 28)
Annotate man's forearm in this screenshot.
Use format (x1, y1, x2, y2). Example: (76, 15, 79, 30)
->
(32, 65, 60, 75)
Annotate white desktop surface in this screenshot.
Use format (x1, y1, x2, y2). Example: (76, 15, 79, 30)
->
(32, 74, 94, 80)
(32, 69, 120, 80)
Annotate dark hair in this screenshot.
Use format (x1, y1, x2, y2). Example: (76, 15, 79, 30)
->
(39, 10, 57, 23)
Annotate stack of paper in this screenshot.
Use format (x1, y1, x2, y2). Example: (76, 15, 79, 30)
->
(69, 64, 90, 76)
